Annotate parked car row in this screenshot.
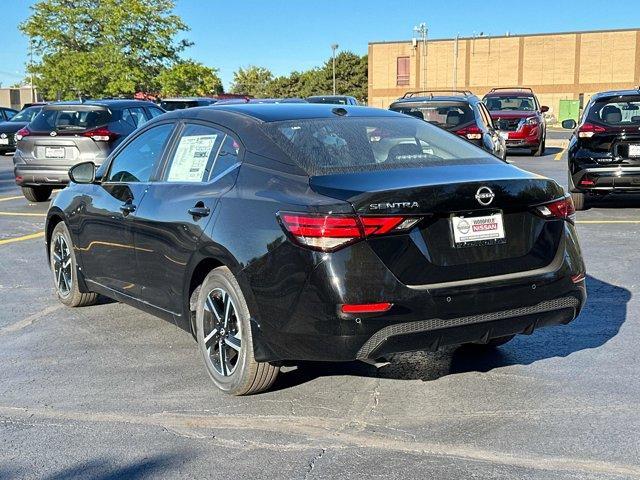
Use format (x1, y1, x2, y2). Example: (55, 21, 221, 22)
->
(389, 87, 548, 159)
(43, 102, 586, 395)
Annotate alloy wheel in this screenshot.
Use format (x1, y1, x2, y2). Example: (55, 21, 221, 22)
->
(202, 288, 242, 376)
(52, 234, 72, 297)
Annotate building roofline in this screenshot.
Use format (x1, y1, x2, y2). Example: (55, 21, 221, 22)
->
(368, 27, 640, 45)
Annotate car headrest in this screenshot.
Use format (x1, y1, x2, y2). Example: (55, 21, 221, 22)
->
(386, 143, 423, 162)
(446, 110, 463, 126)
(602, 105, 622, 124)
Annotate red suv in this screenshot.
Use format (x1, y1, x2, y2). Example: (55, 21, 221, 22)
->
(483, 88, 548, 156)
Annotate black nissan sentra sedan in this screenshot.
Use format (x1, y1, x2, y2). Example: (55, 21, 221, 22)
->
(45, 104, 586, 395)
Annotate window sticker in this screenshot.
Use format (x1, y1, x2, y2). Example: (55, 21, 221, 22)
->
(167, 134, 218, 182)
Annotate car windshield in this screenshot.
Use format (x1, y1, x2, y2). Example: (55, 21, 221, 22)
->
(587, 96, 640, 126)
(9, 107, 41, 123)
(29, 108, 112, 132)
(485, 96, 536, 111)
(261, 116, 492, 176)
(391, 102, 475, 129)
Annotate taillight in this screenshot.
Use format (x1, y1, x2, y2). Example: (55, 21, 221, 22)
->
(278, 213, 421, 252)
(341, 303, 393, 314)
(455, 124, 482, 140)
(536, 196, 576, 221)
(83, 126, 118, 142)
(15, 127, 30, 141)
(578, 123, 606, 138)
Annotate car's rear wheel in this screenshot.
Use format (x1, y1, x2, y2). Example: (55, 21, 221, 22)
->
(196, 266, 279, 395)
(571, 191, 587, 211)
(22, 186, 52, 202)
(50, 222, 98, 307)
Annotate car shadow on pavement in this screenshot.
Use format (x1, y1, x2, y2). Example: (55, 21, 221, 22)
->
(584, 194, 640, 209)
(274, 275, 629, 388)
(1, 453, 189, 480)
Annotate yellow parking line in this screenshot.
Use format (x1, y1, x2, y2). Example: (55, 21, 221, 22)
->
(0, 196, 23, 202)
(0, 212, 46, 217)
(0, 231, 44, 245)
(576, 220, 640, 224)
(554, 148, 566, 161)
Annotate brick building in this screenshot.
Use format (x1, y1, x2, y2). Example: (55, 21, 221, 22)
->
(368, 28, 640, 120)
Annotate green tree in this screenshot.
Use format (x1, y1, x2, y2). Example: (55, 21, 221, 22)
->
(20, 0, 191, 99)
(157, 60, 223, 97)
(230, 66, 273, 97)
(313, 52, 368, 102)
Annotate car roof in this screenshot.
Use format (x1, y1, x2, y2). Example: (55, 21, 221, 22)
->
(193, 103, 404, 122)
(307, 95, 355, 100)
(483, 90, 535, 97)
(44, 99, 157, 109)
(161, 97, 216, 102)
(590, 88, 640, 100)
(391, 95, 478, 105)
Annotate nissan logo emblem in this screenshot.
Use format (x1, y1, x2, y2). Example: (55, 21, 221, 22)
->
(475, 186, 495, 206)
(50, 131, 57, 137)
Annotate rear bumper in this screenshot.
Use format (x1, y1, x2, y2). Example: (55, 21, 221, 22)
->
(249, 227, 586, 363)
(570, 166, 640, 193)
(14, 164, 72, 187)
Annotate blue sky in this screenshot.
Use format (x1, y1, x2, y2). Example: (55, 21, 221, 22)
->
(2, 0, 640, 90)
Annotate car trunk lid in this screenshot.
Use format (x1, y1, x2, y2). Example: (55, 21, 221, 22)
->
(310, 163, 566, 286)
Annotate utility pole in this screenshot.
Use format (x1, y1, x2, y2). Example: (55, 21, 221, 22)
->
(331, 44, 339, 95)
(413, 23, 428, 89)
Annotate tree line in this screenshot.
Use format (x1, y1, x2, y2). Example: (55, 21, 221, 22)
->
(21, 0, 367, 102)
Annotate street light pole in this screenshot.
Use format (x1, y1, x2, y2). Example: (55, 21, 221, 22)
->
(331, 44, 339, 95)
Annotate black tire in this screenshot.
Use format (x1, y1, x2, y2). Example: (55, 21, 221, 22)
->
(532, 138, 545, 157)
(22, 186, 52, 202)
(50, 222, 98, 307)
(196, 266, 279, 395)
(571, 191, 587, 211)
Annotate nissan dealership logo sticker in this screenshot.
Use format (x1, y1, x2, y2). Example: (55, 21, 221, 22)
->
(475, 186, 495, 206)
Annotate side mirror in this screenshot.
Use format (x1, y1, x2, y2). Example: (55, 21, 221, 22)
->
(540, 105, 549, 113)
(561, 119, 577, 130)
(69, 161, 96, 184)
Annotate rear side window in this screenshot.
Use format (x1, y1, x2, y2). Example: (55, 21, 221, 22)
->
(211, 135, 240, 179)
(148, 107, 165, 118)
(262, 117, 490, 176)
(122, 107, 148, 128)
(587, 96, 640, 126)
(106, 124, 174, 183)
(30, 108, 111, 132)
(164, 124, 224, 182)
(390, 102, 474, 129)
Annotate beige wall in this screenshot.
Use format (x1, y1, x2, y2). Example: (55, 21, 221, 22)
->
(0, 87, 41, 109)
(369, 29, 640, 120)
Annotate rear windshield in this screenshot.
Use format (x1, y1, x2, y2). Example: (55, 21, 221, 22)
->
(261, 117, 490, 176)
(587, 96, 640, 126)
(308, 97, 348, 105)
(391, 102, 474, 129)
(29, 108, 111, 132)
(9, 106, 41, 123)
(485, 96, 536, 111)
(160, 101, 198, 111)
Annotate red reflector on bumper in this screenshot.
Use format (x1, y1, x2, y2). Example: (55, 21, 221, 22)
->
(341, 303, 393, 314)
(571, 273, 586, 284)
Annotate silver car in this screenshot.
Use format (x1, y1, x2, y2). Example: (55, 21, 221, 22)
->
(13, 99, 165, 202)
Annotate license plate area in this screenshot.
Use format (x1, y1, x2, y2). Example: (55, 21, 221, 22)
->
(498, 131, 509, 140)
(628, 144, 640, 158)
(0, 138, 9, 145)
(45, 147, 65, 159)
(450, 211, 506, 248)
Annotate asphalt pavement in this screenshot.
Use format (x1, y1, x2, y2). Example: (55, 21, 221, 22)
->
(1, 143, 639, 480)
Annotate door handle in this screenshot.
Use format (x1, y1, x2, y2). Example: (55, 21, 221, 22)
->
(120, 202, 136, 215)
(188, 206, 210, 218)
